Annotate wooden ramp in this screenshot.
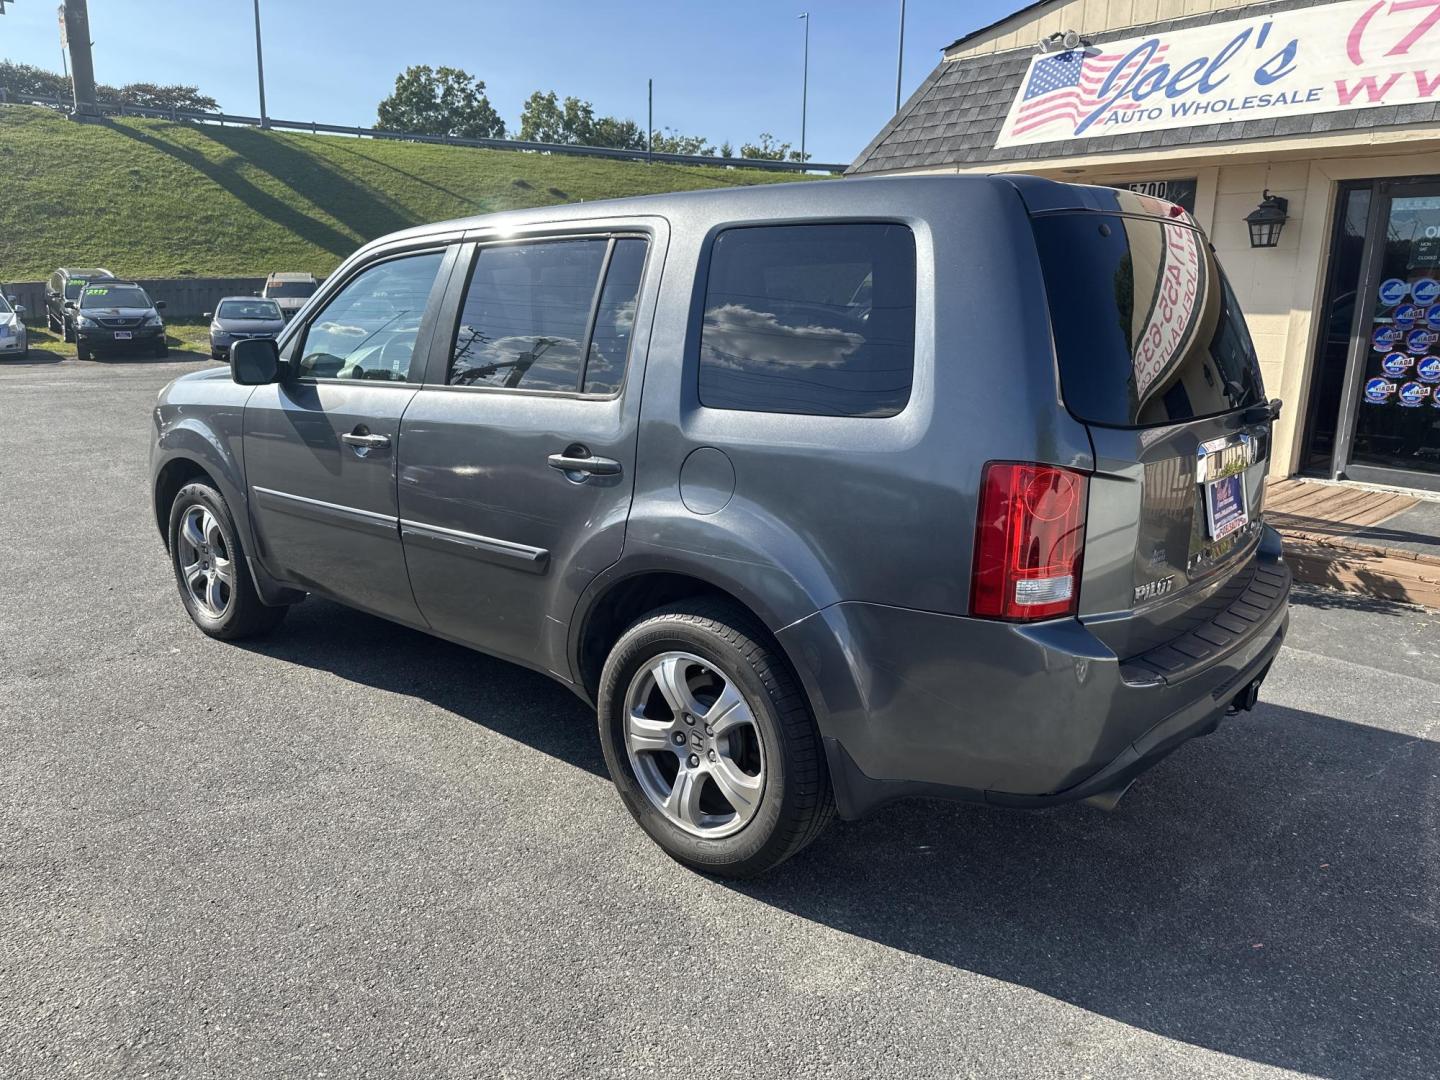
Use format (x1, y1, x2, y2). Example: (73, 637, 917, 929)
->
(1265, 479, 1440, 609)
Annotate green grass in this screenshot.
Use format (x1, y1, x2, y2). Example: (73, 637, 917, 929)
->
(21, 319, 213, 361)
(0, 105, 807, 280)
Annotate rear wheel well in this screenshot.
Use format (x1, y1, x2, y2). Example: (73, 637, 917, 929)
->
(577, 573, 788, 701)
(154, 458, 214, 546)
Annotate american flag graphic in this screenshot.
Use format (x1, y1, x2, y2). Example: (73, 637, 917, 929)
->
(1010, 46, 1169, 138)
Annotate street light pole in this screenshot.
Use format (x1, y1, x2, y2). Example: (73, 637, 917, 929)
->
(896, 0, 907, 113)
(252, 0, 268, 128)
(798, 12, 809, 164)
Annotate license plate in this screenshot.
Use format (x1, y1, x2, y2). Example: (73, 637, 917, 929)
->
(1205, 473, 1248, 540)
(113, 330, 132, 340)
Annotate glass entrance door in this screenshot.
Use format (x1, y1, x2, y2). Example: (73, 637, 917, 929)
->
(1334, 180, 1440, 492)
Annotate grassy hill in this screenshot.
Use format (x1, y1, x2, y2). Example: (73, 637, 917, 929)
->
(0, 105, 806, 280)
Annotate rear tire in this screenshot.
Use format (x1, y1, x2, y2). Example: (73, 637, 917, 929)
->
(168, 480, 288, 640)
(597, 599, 834, 878)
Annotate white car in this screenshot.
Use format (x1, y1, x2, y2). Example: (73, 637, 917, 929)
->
(0, 292, 28, 360)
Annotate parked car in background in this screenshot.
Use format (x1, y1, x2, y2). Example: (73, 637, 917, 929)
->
(0, 290, 28, 360)
(262, 272, 319, 320)
(74, 279, 167, 360)
(151, 176, 1290, 877)
(46, 267, 115, 341)
(206, 297, 286, 361)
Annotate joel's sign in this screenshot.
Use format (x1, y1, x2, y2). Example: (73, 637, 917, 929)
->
(996, 0, 1440, 148)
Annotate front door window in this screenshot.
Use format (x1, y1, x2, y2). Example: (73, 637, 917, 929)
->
(1349, 194, 1440, 476)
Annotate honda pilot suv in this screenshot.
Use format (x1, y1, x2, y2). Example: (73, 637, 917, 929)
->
(150, 176, 1290, 877)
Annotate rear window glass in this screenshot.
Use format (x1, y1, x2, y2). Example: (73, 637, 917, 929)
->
(218, 299, 282, 320)
(267, 281, 318, 298)
(698, 223, 916, 418)
(1032, 213, 1264, 428)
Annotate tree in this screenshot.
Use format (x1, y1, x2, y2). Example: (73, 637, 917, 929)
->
(740, 133, 810, 163)
(377, 65, 505, 139)
(519, 90, 644, 149)
(0, 62, 222, 112)
(0, 61, 71, 101)
(649, 127, 716, 156)
(115, 83, 219, 112)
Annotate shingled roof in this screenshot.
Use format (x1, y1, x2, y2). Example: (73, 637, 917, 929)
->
(848, 0, 1431, 174)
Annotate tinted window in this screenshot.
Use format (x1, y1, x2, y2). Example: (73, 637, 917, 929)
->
(267, 281, 317, 298)
(218, 299, 282, 320)
(582, 238, 647, 395)
(297, 252, 442, 382)
(80, 285, 151, 309)
(698, 223, 916, 418)
(450, 240, 608, 391)
(1032, 214, 1264, 427)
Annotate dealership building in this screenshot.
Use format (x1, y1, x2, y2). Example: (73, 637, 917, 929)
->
(851, 0, 1440, 493)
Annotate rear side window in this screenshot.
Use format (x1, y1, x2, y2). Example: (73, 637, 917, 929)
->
(1032, 213, 1264, 428)
(450, 238, 648, 394)
(698, 223, 916, 418)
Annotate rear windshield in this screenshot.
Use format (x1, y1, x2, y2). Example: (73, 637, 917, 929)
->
(218, 299, 282, 320)
(1032, 213, 1264, 428)
(266, 281, 317, 298)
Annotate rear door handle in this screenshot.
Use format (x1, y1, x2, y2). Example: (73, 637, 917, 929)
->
(341, 429, 391, 450)
(547, 448, 622, 478)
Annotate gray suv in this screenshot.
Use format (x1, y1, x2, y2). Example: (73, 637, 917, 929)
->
(150, 176, 1290, 877)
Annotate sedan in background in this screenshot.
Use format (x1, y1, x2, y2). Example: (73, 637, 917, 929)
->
(0, 291, 28, 360)
(207, 297, 286, 361)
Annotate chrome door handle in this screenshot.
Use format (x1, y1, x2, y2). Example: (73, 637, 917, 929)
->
(341, 431, 391, 449)
(547, 450, 622, 477)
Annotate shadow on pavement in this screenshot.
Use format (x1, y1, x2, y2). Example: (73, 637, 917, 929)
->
(242, 598, 1436, 1079)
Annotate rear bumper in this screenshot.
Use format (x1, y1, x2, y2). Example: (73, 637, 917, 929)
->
(777, 529, 1291, 819)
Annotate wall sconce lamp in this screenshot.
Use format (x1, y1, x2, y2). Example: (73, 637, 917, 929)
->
(1245, 190, 1290, 248)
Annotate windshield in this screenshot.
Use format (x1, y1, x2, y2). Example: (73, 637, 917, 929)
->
(1031, 212, 1264, 428)
(80, 284, 152, 309)
(266, 281, 317, 298)
(218, 299, 282, 320)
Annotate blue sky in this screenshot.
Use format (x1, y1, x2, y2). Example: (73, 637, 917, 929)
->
(0, 1, 1017, 163)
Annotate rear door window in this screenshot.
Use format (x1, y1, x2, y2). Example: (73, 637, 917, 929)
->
(697, 223, 917, 418)
(1031, 213, 1263, 428)
(448, 237, 647, 394)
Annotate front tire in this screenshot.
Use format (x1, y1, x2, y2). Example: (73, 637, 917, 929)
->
(597, 599, 834, 878)
(63, 319, 74, 343)
(76, 342, 91, 361)
(168, 480, 287, 640)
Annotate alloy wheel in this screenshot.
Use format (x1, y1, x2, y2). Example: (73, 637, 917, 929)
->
(177, 504, 234, 619)
(623, 651, 767, 838)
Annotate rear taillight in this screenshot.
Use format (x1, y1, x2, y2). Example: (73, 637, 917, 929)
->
(970, 462, 1089, 622)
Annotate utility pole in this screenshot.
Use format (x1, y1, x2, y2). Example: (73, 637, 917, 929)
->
(252, 0, 268, 128)
(647, 78, 653, 163)
(60, 0, 98, 119)
(896, 0, 907, 113)
(798, 12, 809, 164)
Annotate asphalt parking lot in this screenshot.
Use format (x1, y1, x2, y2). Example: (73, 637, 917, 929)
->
(2, 355, 1437, 1080)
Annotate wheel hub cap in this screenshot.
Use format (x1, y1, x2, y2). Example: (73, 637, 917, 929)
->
(623, 651, 766, 839)
(177, 505, 234, 619)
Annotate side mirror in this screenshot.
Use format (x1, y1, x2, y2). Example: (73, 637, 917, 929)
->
(154, 300, 167, 311)
(64, 300, 76, 309)
(202, 311, 213, 320)
(14, 305, 25, 317)
(230, 336, 280, 385)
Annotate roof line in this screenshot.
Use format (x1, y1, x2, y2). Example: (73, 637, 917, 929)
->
(943, 0, 1057, 52)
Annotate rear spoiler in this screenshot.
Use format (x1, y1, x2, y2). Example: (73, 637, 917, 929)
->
(999, 174, 1191, 224)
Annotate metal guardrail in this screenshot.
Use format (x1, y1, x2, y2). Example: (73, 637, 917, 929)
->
(3, 95, 845, 174)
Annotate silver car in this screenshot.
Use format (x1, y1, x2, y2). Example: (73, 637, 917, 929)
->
(206, 297, 286, 361)
(0, 291, 28, 360)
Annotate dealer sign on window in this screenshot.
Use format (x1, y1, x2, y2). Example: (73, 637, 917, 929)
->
(995, 0, 1440, 148)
